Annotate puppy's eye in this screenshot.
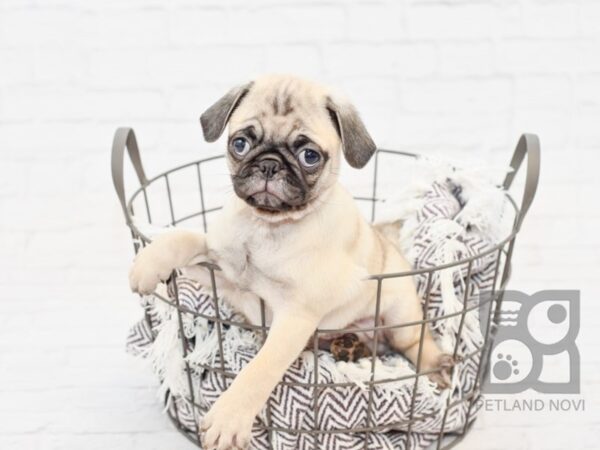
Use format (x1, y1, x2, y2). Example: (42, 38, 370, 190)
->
(299, 149, 321, 167)
(231, 137, 250, 156)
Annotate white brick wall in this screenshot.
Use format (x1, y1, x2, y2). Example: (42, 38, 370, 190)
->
(0, 1, 598, 449)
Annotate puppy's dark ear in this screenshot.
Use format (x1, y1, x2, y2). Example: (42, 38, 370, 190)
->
(200, 82, 253, 142)
(327, 98, 376, 169)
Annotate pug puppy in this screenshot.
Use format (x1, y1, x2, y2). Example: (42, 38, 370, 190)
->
(129, 75, 456, 450)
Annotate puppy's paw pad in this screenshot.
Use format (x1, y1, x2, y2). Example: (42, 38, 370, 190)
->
(330, 333, 371, 362)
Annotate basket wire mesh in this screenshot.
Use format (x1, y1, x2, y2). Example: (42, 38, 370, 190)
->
(112, 128, 540, 450)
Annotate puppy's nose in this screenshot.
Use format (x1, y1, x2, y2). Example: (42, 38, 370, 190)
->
(258, 159, 281, 179)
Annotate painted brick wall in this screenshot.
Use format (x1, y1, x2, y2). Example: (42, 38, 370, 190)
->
(0, 1, 598, 449)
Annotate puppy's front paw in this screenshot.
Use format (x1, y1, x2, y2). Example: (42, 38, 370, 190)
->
(201, 397, 253, 450)
(128, 247, 174, 295)
(426, 353, 461, 389)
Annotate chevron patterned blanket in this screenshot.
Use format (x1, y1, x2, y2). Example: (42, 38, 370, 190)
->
(127, 176, 506, 450)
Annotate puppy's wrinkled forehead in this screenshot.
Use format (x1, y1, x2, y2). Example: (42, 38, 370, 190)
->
(200, 75, 376, 169)
(229, 76, 340, 151)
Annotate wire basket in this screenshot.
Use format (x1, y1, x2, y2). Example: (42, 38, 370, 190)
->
(112, 128, 540, 450)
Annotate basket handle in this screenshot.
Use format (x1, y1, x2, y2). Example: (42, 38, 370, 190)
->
(502, 133, 540, 231)
(111, 127, 148, 224)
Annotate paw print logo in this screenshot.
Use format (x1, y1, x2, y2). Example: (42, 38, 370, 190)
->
(493, 353, 519, 380)
(488, 339, 532, 387)
(479, 290, 580, 394)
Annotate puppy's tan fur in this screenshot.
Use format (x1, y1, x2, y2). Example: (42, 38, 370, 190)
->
(129, 75, 454, 450)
